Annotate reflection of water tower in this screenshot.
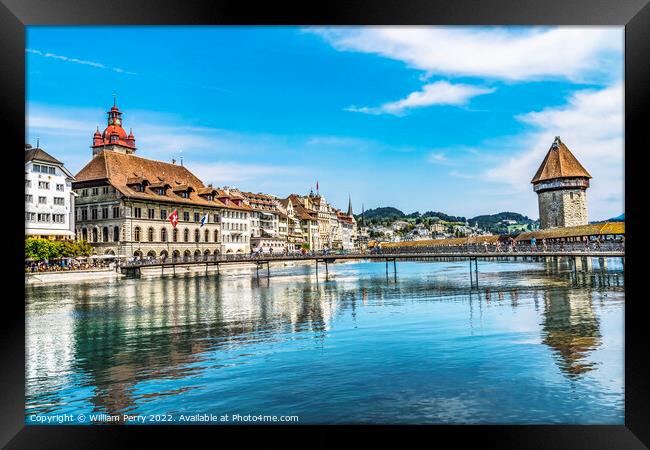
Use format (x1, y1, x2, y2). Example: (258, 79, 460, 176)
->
(541, 289, 601, 379)
(532, 137, 591, 229)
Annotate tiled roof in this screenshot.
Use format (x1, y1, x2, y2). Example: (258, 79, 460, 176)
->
(126, 176, 149, 185)
(515, 222, 624, 241)
(288, 194, 318, 220)
(25, 148, 63, 165)
(378, 235, 501, 249)
(197, 187, 217, 195)
(531, 137, 592, 183)
(74, 150, 238, 209)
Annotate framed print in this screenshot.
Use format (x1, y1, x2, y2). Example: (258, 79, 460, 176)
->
(1, 0, 648, 447)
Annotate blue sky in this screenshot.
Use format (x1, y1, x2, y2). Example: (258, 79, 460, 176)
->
(26, 26, 624, 220)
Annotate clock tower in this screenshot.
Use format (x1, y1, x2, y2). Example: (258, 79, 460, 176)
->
(91, 97, 137, 157)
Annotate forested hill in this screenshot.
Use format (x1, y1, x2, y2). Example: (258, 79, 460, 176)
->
(468, 212, 534, 228)
(355, 208, 535, 230)
(356, 207, 405, 221)
(355, 207, 466, 223)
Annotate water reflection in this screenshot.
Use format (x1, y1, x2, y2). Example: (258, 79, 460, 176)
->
(541, 290, 602, 379)
(25, 260, 624, 423)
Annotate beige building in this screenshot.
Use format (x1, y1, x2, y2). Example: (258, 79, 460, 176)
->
(242, 191, 286, 253)
(277, 198, 305, 252)
(532, 137, 591, 229)
(73, 102, 252, 259)
(285, 194, 320, 251)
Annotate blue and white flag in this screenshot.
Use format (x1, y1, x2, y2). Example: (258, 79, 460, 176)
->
(200, 213, 209, 227)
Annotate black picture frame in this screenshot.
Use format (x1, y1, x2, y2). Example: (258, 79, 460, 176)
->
(2, 0, 648, 447)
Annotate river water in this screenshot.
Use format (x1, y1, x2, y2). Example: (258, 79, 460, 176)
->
(25, 258, 624, 424)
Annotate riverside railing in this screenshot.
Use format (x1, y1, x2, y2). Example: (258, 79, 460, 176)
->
(119, 242, 624, 268)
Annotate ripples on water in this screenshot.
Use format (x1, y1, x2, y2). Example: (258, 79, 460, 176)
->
(25, 258, 624, 424)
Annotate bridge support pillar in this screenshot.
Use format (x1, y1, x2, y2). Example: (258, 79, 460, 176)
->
(599, 257, 607, 271)
(469, 257, 479, 288)
(574, 256, 583, 272)
(584, 257, 593, 271)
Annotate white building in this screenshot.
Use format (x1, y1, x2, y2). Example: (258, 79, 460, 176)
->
(25, 145, 76, 240)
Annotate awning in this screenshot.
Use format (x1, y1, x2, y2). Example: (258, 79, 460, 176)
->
(25, 229, 75, 237)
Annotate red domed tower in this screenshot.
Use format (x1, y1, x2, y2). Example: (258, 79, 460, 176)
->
(91, 96, 137, 157)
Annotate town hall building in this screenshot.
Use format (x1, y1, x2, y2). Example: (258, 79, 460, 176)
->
(73, 101, 252, 259)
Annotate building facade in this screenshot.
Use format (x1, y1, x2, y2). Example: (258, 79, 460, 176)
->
(25, 145, 77, 240)
(242, 191, 286, 254)
(73, 103, 251, 259)
(73, 101, 360, 257)
(532, 137, 591, 229)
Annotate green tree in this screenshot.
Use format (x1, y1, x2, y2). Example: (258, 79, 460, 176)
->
(75, 240, 93, 257)
(25, 238, 54, 261)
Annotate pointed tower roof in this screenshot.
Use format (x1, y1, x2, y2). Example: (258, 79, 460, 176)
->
(347, 194, 353, 216)
(531, 137, 591, 184)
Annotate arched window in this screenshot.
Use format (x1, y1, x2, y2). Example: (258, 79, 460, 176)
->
(148, 227, 154, 242)
(204, 229, 209, 242)
(184, 228, 189, 242)
(161, 228, 167, 242)
(82, 228, 88, 241)
(134, 226, 141, 242)
(194, 229, 200, 243)
(113, 226, 120, 242)
(92, 228, 98, 242)
(102, 227, 109, 242)
(214, 230, 219, 242)
(173, 228, 178, 242)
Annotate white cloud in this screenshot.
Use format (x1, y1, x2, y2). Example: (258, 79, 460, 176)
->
(27, 48, 137, 75)
(484, 83, 624, 220)
(311, 26, 622, 82)
(427, 151, 452, 165)
(347, 81, 495, 115)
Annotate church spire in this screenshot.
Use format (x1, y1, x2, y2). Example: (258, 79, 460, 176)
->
(347, 193, 353, 216)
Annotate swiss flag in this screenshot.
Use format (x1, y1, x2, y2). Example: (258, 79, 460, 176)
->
(169, 209, 179, 228)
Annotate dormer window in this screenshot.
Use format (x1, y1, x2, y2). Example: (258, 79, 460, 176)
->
(127, 176, 150, 193)
(180, 191, 190, 198)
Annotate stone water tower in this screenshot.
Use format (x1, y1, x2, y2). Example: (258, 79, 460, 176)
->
(532, 137, 591, 229)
